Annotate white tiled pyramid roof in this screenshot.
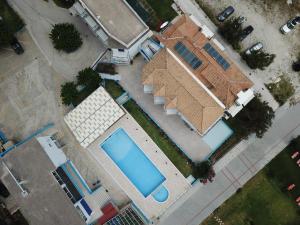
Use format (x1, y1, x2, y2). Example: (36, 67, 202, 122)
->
(64, 86, 125, 147)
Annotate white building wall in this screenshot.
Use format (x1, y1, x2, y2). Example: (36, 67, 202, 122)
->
(143, 85, 153, 93)
(154, 96, 165, 105)
(36, 136, 67, 168)
(165, 108, 177, 115)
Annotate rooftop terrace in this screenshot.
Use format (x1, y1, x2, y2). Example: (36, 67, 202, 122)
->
(79, 0, 148, 47)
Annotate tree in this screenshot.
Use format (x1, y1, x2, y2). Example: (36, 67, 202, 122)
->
(292, 61, 300, 72)
(77, 67, 101, 86)
(0, 19, 14, 47)
(242, 51, 275, 70)
(60, 82, 78, 105)
(49, 23, 82, 53)
(228, 96, 275, 139)
(218, 17, 243, 50)
(193, 160, 215, 181)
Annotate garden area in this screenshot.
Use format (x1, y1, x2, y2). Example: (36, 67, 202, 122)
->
(125, 0, 177, 30)
(266, 76, 295, 106)
(0, 0, 24, 47)
(202, 136, 300, 225)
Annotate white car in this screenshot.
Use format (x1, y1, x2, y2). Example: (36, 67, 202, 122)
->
(245, 42, 263, 55)
(280, 16, 300, 34)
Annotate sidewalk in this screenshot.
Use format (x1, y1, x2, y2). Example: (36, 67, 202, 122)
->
(158, 102, 300, 225)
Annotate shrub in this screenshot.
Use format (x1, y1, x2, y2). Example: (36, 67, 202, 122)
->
(193, 160, 215, 181)
(52, 0, 74, 8)
(241, 51, 275, 70)
(266, 76, 295, 105)
(60, 82, 78, 106)
(49, 23, 82, 53)
(96, 63, 117, 75)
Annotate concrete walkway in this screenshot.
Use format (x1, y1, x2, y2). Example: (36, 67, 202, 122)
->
(118, 58, 212, 162)
(174, 0, 279, 110)
(158, 102, 300, 225)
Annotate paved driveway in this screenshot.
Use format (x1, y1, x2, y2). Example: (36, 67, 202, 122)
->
(9, 0, 106, 80)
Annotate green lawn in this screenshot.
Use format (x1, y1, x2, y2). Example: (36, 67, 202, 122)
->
(0, 0, 24, 32)
(144, 0, 177, 22)
(104, 80, 125, 99)
(124, 100, 193, 177)
(202, 137, 300, 225)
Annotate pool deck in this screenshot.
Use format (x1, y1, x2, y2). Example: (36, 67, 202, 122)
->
(87, 110, 191, 220)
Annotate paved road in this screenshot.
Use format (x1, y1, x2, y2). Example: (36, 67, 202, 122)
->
(174, 0, 279, 110)
(158, 101, 300, 225)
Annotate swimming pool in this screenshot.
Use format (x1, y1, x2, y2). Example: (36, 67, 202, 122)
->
(101, 128, 166, 197)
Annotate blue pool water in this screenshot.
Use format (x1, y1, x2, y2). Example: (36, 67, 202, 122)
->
(101, 128, 166, 197)
(152, 185, 169, 202)
(202, 120, 233, 151)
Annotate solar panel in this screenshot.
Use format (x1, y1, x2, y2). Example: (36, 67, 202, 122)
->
(174, 42, 202, 70)
(203, 43, 230, 71)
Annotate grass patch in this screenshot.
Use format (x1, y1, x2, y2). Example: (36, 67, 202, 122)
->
(0, 0, 24, 33)
(202, 139, 300, 225)
(266, 76, 295, 106)
(144, 0, 177, 22)
(126, 0, 176, 30)
(52, 0, 74, 9)
(104, 80, 125, 99)
(124, 99, 193, 177)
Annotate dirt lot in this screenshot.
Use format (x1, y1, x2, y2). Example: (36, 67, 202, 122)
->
(197, 0, 300, 96)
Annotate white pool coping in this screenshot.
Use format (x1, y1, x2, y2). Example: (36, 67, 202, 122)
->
(87, 111, 191, 220)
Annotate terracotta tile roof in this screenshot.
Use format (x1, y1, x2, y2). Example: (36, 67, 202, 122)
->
(158, 15, 253, 108)
(142, 49, 224, 135)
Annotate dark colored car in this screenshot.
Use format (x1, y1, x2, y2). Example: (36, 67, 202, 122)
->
(10, 38, 24, 55)
(217, 6, 235, 22)
(239, 25, 254, 41)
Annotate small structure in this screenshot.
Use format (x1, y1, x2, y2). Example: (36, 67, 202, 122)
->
(64, 86, 125, 148)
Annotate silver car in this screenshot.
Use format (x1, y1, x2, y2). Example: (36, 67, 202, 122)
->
(245, 42, 263, 55)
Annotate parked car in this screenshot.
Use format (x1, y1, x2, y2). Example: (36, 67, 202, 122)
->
(245, 42, 263, 55)
(217, 6, 234, 22)
(10, 37, 24, 55)
(280, 16, 300, 34)
(239, 25, 254, 41)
